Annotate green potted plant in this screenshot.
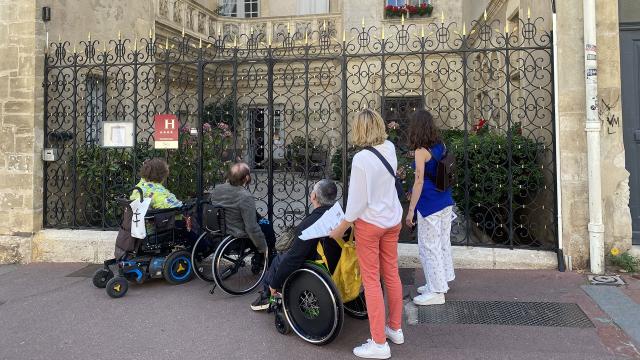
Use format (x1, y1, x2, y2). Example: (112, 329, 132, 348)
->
(285, 136, 318, 173)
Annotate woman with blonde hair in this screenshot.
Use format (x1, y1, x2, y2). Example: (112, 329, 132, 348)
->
(330, 108, 403, 359)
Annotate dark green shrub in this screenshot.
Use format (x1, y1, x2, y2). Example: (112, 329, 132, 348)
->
(394, 125, 544, 244)
(330, 146, 358, 180)
(75, 122, 231, 227)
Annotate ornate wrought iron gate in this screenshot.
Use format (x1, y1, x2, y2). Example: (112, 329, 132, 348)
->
(44, 17, 557, 249)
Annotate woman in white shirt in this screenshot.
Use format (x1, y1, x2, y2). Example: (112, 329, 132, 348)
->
(330, 109, 404, 360)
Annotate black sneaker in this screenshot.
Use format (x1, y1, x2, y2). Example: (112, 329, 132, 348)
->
(250, 291, 270, 311)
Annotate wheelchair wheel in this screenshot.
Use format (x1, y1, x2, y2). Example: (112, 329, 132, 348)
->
(282, 263, 344, 346)
(92, 268, 113, 289)
(191, 232, 220, 282)
(344, 291, 368, 320)
(106, 276, 128, 298)
(212, 236, 267, 296)
(163, 250, 194, 285)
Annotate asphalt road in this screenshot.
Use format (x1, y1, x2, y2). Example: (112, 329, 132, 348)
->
(0, 263, 629, 360)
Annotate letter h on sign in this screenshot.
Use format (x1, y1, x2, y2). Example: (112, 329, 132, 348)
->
(154, 114, 179, 149)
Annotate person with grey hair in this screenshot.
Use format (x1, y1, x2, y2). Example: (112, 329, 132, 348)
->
(251, 179, 341, 311)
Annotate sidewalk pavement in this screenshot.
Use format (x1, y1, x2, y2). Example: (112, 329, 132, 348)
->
(0, 263, 638, 360)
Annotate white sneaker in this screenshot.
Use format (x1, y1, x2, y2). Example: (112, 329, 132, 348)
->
(413, 292, 445, 306)
(353, 339, 391, 359)
(417, 285, 448, 294)
(385, 326, 404, 345)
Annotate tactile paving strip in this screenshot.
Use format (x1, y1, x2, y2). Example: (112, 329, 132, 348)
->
(414, 300, 594, 328)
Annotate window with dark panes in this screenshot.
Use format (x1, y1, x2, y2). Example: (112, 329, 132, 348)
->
(85, 74, 104, 144)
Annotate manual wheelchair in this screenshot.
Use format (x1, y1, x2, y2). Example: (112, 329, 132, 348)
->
(270, 239, 368, 346)
(92, 188, 197, 298)
(190, 202, 269, 296)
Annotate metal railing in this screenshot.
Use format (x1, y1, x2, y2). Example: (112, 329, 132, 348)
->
(43, 15, 557, 250)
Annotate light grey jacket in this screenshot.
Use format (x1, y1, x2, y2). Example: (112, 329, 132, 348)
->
(209, 183, 267, 252)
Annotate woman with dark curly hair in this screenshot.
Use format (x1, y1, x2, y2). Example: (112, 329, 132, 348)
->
(131, 158, 182, 209)
(406, 109, 455, 306)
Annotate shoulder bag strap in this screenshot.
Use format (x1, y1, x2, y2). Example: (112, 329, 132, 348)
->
(422, 147, 437, 182)
(364, 146, 396, 179)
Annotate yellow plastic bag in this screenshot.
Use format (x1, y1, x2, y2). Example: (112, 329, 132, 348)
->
(317, 230, 361, 303)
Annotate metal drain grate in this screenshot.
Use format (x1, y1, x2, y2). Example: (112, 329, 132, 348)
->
(413, 300, 594, 328)
(66, 264, 103, 278)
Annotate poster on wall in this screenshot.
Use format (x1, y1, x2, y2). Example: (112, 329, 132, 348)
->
(154, 114, 179, 149)
(101, 122, 135, 148)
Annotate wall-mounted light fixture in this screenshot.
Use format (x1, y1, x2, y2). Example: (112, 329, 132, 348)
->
(42, 7, 51, 22)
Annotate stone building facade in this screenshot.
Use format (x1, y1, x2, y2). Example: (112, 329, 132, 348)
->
(0, 0, 636, 270)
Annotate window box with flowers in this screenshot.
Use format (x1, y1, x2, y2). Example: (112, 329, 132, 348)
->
(384, 1, 434, 19)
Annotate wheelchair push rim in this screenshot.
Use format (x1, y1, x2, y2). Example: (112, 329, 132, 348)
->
(344, 291, 368, 320)
(212, 236, 268, 296)
(282, 264, 344, 345)
(191, 232, 220, 282)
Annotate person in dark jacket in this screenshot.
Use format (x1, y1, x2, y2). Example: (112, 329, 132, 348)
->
(251, 179, 341, 311)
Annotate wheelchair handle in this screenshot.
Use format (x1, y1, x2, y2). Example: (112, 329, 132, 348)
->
(131, 187, 144, 202)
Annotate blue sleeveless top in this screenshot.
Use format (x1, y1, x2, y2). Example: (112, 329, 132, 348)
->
(412, 143, 455, 218)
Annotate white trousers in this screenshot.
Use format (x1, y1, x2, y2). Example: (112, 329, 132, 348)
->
(417, 205, 455, 294)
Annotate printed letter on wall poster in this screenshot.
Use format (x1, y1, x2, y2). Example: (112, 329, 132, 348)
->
(154, 114, 179, 149)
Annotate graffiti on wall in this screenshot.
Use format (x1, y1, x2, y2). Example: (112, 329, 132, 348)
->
(599, 95, 621, 135)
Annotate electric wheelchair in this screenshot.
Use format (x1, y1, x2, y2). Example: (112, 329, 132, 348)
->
(270, 236, 368, 346)
(190, 202, 269, 296)
(92, 188, 197, 298)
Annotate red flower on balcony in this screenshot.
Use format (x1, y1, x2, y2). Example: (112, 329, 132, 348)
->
(385, 2, 434, 18)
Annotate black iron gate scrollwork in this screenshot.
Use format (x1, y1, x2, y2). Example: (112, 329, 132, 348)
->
(44, 15, 557, 250)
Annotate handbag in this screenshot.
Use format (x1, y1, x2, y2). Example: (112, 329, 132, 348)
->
(365, 147, 405, 201)
(316, 229, 361, 303)
(275, 226, 297, 253)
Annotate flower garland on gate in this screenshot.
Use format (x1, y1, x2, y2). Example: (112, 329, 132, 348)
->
(385, 2, 434, 18)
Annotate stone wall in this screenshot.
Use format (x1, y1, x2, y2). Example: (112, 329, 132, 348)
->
(40, 0, 154, 46)
(555, 0, 632, 268)
(0, 0, 45, 263)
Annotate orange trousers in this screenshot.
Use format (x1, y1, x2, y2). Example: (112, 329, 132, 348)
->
(354, 220, 403, 344)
